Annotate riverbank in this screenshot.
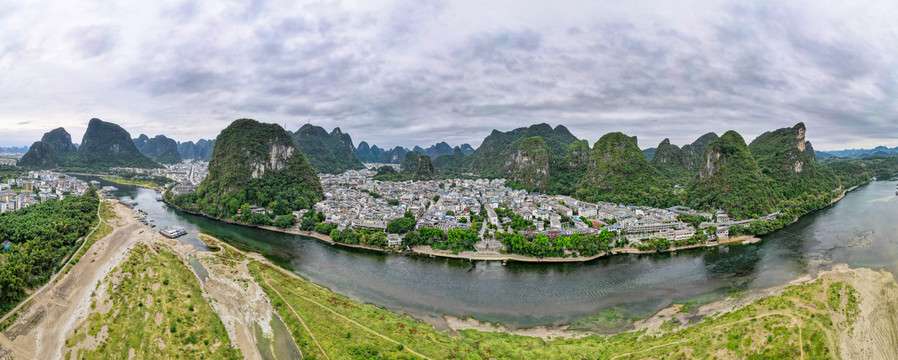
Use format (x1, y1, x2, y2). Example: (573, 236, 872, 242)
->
(160, 181, 868, 264)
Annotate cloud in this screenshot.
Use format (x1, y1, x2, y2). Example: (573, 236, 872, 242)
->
(0, 0, 897, 150)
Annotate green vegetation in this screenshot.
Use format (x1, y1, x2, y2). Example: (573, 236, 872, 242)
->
(386, 211, 416, 234)
(686, 131, 777, 219)
(101, 173, 171, 188)
(0, 192, 99, 316)
(374, 151, 435, 181)
(432, 146, 472, 176)
(168, 119, 323, 223)
(503, 136, 552, 191)
(249, 255, 857, 359)
(576, 132, 675, 207)
(496, 230, 616, 258)
(292, 124, 365, 174)
(469, 123, 577, 178)
(748, 123, 839, 200)
(65, 244, 240, 359)
(354, 142, 408, 164)
(402, 227, 478, 253)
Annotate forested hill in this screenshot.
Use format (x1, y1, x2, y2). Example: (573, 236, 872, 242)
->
(468, 123, 578, 180)
(77, 118, 161, 169)
(18, 128, 78, 168)
(292, 124, 365, 174)
(441, 121, 897, 222)
(133, 134, 182, 164)
(168, 119, 323, 226)
(18, 119, 161, 170)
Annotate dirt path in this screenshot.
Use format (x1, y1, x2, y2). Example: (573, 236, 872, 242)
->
(0, 202, 144, 359)
(264, 275, 434, 360)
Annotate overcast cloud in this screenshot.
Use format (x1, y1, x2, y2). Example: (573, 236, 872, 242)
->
(1, 0, 898, 150)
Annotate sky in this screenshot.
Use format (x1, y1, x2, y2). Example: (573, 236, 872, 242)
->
(1, 0, 898, 151)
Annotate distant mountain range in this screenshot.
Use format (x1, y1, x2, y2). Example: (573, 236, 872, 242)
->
(817, 146, 898, 159)
(0, 146, 29, 154)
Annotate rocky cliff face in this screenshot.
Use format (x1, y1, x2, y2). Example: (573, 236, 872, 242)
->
(564, 140, 591, 169)
(681, 132, 719, 171)
(503, 137, 551, 190)
(253, 141, 295, 178)
(196, 119, 322, 211)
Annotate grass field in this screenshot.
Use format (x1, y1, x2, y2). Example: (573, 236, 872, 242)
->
(249, 260, 857, 359)
(64, 243, 241, 359)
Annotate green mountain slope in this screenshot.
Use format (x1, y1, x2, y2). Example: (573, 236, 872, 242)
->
(503, 136, 552, 191)
(186, 119, 323, 218)
(748, 122, 838, 198)
(686, 131, 776, 218)
(17, 141, 62, 168)
(134, 134, 182, 164)
(77, 118, 161, 169)
(292, 124, 365, 174)
(432, 147, 472, 175)
(650, 138, 692, 183)
(575, 133, 672, 206)
(177, 139, 216, 161)
(681, 132, 719, 171)
(469, 123, 577, 177)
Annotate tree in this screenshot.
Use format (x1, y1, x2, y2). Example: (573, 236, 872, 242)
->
(273, 214, 297, 228)
(386, 217, 416, 234)
(459, 217, 467, 223)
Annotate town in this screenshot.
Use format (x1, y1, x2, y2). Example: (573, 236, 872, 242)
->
(0, 170, 91, 213)
(314, 166, 778, 255)
(1, 161, 779, 257)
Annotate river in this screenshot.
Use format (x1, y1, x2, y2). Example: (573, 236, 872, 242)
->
(84, 176, 898, 332)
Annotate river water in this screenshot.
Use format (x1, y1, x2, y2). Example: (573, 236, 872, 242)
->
(88, 176, 898, 331)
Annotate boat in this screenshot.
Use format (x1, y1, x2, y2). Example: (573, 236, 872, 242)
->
(159, 226, 188, 238)
(155, 195, 163, 201)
